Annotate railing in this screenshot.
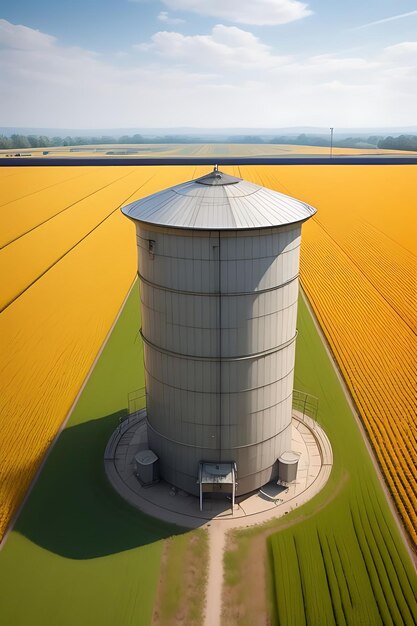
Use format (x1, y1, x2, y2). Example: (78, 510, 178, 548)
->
(120, 386, 318, 430)
(127, 387, 146, 415)
(292, 389, 319, 423)
(116, 387, 147, 433)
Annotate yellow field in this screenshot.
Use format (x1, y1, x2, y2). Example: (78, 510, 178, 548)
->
(236, 164, 416, 544)
(0, 165, 196, 539)
(0, 164, 415, 545)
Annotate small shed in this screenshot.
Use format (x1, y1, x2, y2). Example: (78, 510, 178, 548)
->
(278, 451, 300, 483)
(135, 449, 159, 486)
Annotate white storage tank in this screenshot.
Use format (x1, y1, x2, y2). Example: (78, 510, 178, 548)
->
(122, 167, 316, 495)
(278, 450, 301, 483)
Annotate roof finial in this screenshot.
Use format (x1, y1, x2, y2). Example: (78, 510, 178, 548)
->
(214, 164, 218, 172)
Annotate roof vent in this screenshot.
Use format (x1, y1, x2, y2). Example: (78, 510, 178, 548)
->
(195, 166, 241, 186)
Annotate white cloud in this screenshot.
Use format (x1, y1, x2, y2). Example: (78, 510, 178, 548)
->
(162, 0, 312, 26)
(1, 19, 416, 128)
(303, 53, 379, 74)
(137, 24, 289, 68)
(157, 11, 185, 25)
(383, 41, 417, 60)
(0, 18, 56, 50)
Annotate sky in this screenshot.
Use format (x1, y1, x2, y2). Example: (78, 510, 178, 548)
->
(1, 0, 416, 129)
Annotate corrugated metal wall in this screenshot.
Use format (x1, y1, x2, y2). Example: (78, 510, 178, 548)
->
(137, 224, 301, 495)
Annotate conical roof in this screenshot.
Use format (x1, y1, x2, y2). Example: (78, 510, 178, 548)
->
(122, 167, 316, 230)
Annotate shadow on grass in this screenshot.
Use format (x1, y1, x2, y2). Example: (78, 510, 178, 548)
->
(15, 411, 183, 559)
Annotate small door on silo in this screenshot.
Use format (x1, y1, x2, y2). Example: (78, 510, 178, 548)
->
(135, 449, 159, 486)
(278, 451, 300, 483)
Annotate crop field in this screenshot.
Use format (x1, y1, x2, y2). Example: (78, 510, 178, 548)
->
(235, 165, 416, 545)
(223, 294, 416, 625)
(0, 163, 415, 624)
(2, 142, 416, 159)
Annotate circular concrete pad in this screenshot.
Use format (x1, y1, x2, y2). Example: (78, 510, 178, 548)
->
(104, 410, 333, 529)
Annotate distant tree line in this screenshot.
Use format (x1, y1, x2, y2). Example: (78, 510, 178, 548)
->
(0, 134, 149, 149)
(1, 132, 416, 151)
(376, 135, 417, 151)
(268, 133, 391, 149)
(0, 134, 210, 149)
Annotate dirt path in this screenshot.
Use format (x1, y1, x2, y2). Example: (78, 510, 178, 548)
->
(204, 525, 226, 626)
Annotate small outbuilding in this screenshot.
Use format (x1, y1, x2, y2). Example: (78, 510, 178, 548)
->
(278, 450, 300, 483)
(134, 449, 159, 486)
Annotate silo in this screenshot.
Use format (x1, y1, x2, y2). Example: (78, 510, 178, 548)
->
(122, 167, 316, 496)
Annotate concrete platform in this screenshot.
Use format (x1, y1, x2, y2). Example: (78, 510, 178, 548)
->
(104, 410, 333, 529)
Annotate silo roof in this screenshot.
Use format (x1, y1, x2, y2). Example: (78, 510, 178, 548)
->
(122, 167, 316, 230)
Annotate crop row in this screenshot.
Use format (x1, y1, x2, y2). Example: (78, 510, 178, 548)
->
(269, 484, 416, 625)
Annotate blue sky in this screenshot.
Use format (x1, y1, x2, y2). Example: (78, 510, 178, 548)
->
(1, 0, 416, 128)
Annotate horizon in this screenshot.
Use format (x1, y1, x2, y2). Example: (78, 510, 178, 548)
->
(2, 124, 417, 136)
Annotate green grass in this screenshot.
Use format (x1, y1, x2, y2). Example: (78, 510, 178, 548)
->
(0, 283, 182, 626)
(225, 294, 417, 625)
(155, 528, 208, 625)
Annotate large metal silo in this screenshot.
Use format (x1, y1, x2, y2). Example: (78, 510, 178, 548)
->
(122, 168, 316, 496)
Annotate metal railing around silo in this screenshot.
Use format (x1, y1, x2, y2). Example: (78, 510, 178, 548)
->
(121, 387, 318, 425)
(292, 389, 319, 426)
(127, 387, 147, 415)
(117, 387, 147, 433)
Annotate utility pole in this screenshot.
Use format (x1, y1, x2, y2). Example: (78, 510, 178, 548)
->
(330, 127, 334, 158)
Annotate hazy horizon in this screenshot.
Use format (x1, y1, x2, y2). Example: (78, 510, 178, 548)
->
(2, 125, 417, 137)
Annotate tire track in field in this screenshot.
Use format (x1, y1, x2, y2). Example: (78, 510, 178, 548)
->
(0, 174, 154, 314)
(0, 169, 90, 209)
(0, 168, 136, 250)
(0, 170, 22, 180)
(362, 218, 415, 256)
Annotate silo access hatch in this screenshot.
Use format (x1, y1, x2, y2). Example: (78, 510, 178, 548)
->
(198, 462, 237, 513)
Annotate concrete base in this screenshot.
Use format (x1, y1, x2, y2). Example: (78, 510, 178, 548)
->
(104, 409, 333, 529)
